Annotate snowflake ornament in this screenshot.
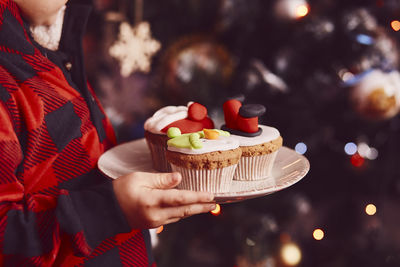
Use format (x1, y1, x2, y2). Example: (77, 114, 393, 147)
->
(109, 21, 161, 77)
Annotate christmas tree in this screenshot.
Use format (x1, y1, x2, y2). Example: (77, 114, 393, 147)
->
(86, 0, 400, 266)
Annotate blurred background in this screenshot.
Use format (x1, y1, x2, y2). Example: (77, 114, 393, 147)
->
(85, 0, 400, 266)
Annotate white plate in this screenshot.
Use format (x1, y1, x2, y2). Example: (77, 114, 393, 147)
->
(98, 138, 310, 204)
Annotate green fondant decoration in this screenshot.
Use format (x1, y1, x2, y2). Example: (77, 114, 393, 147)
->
(167, 129, 226, 149)
(189, 133, 203, 149)
(167, 133, 192, 148)
(215, 129, 230, 136)
(167, 127, 181, 138)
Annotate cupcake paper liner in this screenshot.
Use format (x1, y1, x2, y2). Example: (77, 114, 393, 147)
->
(171, 164, 237, 193)
(234, 150, 278, 181)
(231, 176, 276, 192)
(145, 141, 172, 172)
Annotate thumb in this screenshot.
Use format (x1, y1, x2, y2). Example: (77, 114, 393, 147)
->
(147, 172, 182, 189)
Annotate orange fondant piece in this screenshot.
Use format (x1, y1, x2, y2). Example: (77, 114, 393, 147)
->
(203, 129, 220, 139)
(188, 102, 207, 121)
(237, 115, 259, 133)
(223, 99, 242, 129)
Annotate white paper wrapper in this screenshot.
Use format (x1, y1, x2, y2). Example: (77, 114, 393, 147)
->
(234, 151, 278, 181)
(145, 141, 172, 172)
(171, 164, 237, 193)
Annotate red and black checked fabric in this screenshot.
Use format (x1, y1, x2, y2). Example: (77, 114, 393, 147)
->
(0, 0, 155, 266)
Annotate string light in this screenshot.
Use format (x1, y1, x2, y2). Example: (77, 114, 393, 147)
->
(313, 229, 324, 240)
(365, 204, 377, 215)
(211, 204, 221, 216)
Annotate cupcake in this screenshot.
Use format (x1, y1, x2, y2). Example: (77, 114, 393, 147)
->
(221, 99, 283, 181)
(165, 128, 241, 193)
(144, 102, 214, 172)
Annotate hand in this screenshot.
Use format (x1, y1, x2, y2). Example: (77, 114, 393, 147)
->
(112, 172, 216, 229)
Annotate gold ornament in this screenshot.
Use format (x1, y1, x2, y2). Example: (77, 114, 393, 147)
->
(351, 69, 400, 120)
(363, 88, 397, 118)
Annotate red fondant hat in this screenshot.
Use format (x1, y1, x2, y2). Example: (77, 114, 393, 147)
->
(222, 99, 266, 135)
(161, 102, 214, 134)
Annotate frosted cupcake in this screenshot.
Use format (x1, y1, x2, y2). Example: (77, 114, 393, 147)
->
(144, 102, 214, 172)
(221, 99, 283, 181)
(165, 128, 241, 193)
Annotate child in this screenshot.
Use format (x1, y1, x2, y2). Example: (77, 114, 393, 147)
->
(0, 0, 215, 265)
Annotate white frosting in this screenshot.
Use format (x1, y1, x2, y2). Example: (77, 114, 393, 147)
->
(167, 136, 239, 155)
(144, 103, 191, 134)
(230, 125, 280, 147)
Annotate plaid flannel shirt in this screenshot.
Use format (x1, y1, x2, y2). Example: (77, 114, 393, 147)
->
(0, 0, 154, 266)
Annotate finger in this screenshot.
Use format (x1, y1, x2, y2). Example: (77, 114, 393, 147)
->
(159, 189, 214, 206)
(160, 203, 217, 220)
(140, 172, 182, 189)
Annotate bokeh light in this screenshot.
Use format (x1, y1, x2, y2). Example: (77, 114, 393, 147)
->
(391, 20, 400, 31)
(351, 153, 364, 167)
(296, 4, 309, 18)
(295, 142, 307, 154)
(275, 0, 309, 20)
(365, 204, 377, 215)
(211, 204, 221, 216)
(281, 242, 302, 266)
(313, 229, 324, 240)
(156, 225, 164, 234)
(341, 71, 355, 82)
(366, 147, 378, 160)
(344, 142, 357, 155)
(356, 34, 374, 45)
(357, 142, 370, 158)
